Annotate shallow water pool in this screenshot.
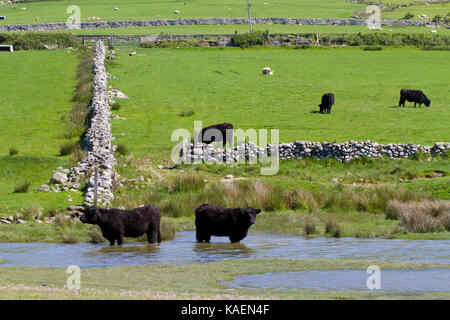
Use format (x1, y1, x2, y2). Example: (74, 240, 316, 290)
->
(0, 231, 449, 268)
(224, 269, 450, 293)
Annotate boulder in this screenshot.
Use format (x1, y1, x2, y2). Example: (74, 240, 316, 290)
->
(38, 184, 51, 192)
(50, 172, 68, 184)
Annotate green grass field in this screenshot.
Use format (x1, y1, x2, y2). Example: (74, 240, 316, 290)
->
(107, 46, 449, 160)
(0, 49, 83, 209)
(0, 0, 366, 25)
(383, 2, 449, 20)
(1, 0, 448, 25)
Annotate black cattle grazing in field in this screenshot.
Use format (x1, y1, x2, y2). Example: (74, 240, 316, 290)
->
(319, 93, 335, 114)
(196, 122, 234, 148)
(195, 204, 261, 243)
(399, 89, 430, 108)
(80, 205, 161, 246)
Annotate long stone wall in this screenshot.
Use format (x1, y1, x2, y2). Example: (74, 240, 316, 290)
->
(182, 141, 449, 163)
(70, 40, 115, 206)
(0, 17, 436, 32)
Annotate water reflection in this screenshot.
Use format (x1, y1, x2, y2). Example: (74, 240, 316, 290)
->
(193, 242, 254, 262)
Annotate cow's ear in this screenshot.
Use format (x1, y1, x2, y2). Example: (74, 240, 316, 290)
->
(256, 209, 261, 214)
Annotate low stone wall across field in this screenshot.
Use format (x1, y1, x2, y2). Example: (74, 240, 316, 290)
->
(181, 141, 449, 163)
(70, 40, 116, 206)
(41, 41, 116, 206)
(0, 17, 436, 32)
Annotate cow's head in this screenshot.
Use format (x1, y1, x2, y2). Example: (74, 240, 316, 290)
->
(80, 206, 99, 224)
(241, 207, 261, 226)
(424, 98, 431, 107)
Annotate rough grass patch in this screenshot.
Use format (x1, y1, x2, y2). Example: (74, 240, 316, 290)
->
(111, 102, 121, 111)
(325, 219, 341, 237)
(386, 200, 450, 233)
(161, 217, 176, 241)
(59, 142, 77, 156)
(178, 110, 195, 117)
(61, 231, 79, 244)
(9, 148, 18, 156)
(115, 143, 130, 156)
(13, 182, 30, 194)
(22, 204, 41, 220)
(88, 226, 105, 243)
(303, 218, 316, 235)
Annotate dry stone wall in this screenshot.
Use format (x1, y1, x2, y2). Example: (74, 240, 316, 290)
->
(42, 41, 116, 206)
(0, 17, 436, 32)
(182, 141, 450, 163)
(71, 40, 116, 206)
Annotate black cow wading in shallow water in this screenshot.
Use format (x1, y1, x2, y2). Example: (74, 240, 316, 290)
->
(399, 89, 430, 108)
(195, 204, 261, 243)
(319, 93, 335, 114)
(80, 205, 161, 245)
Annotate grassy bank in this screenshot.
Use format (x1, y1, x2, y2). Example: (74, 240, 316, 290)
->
(0, 258, 449, 299)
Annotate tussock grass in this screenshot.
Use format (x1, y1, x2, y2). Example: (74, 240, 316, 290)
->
(54, 215, 72, 228)
(161, 217, 175, 241)
(88, 226, 105, 244)
(13, 182, 30, 194)
(111, 102, 121, 111)
(115, 143, 130, 156)
(9, 148, 18, 156)
(386, 200, 450, 233)
(64, 49, 94, 140)
(68, 144, 85, 168)
(325, 219, 342, 238)
(22, 204, 41, 220)
(59, 142, 77, 156)
(61, 231, 79, 244)
(303, 218, 316, 236)
(113, 172, 427, 218)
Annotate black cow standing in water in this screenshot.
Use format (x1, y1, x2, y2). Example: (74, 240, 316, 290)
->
(195, 204, 261, 243)
(319, 93, 335, 114)
(80, 205, 161, 245)
(399, 89, 430, 108)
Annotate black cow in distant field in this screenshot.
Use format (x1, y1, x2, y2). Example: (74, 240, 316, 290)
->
(196, 122, 234, 148)
(399, 89, 430, 108)
(80, 205, 161, 246)
(195, 204, 261, 243)
(319, 93, 335, 114)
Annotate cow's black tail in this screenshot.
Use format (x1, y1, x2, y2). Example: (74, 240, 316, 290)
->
(157, 227, 161, 243)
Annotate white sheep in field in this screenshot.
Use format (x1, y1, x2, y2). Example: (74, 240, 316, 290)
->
(262, 67, 274, 75)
